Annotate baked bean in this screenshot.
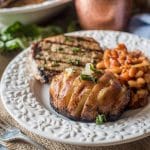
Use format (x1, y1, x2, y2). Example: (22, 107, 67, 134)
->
(132, 58, 140, 64)
(96, 44, 150, 94)
(131, 50, 141, 57)
(104, 50, 111, 59)
(110, 59, 120, 67)
(120, 72, 130, 80)
(121, 51, 127, 56)
(132, 61, 148, 68)
(135, 70, 144, 78)
(129, 67, 137, 78)
(137, 77, 145, 86)
(119, 54, 126, 60)
(96, 61, 105, 69)
(107, 67, 122, 74)
(139, 56, 145, 61)
(118, 58, 125, 64)
(116, 44, 127, 51)
(104, 59, 110, 68)
(128, 80, 138, 87)
(128, 80, 144, 88)
(111, 50, 118, 58)
(125, 56, 132, 64)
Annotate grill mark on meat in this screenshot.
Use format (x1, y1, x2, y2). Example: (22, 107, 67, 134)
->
(31, 35, 103, 83)
(44, 35, 102, 52)
(64, 35, 97, 42)
(36, 53, 98, 67)
(37, 42, 102, 58)
(38, 58, 98, 67)
(34, 46, 102, 68)
(43, 40, 102, 53)
(44, 35, 94, 42)
(32, 35, 103, 58)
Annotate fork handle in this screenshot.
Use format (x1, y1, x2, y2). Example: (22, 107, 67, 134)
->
(17, 134, 46, 150)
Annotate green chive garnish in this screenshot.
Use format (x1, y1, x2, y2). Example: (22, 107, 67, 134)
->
(96, 114, 107, 125)
(90, 64, 102, 74)
(80, 74, 98, 83)
(65, 36, 73, 42)
(72, 47, 80, 53)
(68, 59, 81, 66)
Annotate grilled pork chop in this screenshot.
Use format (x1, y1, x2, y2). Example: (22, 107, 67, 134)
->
(50, 70, 130, 122)
(30, 35, 103, 83)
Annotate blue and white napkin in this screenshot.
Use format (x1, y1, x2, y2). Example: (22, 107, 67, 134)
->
(128, 13, 150, 39)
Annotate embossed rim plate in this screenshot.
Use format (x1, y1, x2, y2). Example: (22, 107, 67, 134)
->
(1, 30, 150, 146)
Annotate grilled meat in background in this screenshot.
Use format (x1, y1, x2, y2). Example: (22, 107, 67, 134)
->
(50, 70, 130, 122)
(31, 35, 103, 83)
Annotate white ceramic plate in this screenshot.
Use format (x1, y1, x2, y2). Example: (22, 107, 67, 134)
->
(1, 30, 150, 146)
(0, 0, 71, 25)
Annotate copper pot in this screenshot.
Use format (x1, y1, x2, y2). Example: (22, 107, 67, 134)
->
(75, 0, 132, 30)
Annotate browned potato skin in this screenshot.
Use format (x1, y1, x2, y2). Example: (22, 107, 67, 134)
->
(67, 80, 94, 118)
(80, 72, 119, 121)
(50, 71, 130, 122)
(50, 71, 79, 111)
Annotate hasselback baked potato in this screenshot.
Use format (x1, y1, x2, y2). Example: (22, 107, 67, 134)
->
(50, 68, 130, 122)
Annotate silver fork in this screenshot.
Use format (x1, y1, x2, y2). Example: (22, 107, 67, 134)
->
(0, 119, 46, 150)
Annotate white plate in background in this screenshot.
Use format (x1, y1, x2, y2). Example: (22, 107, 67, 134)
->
(0, 0, 71, 25)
